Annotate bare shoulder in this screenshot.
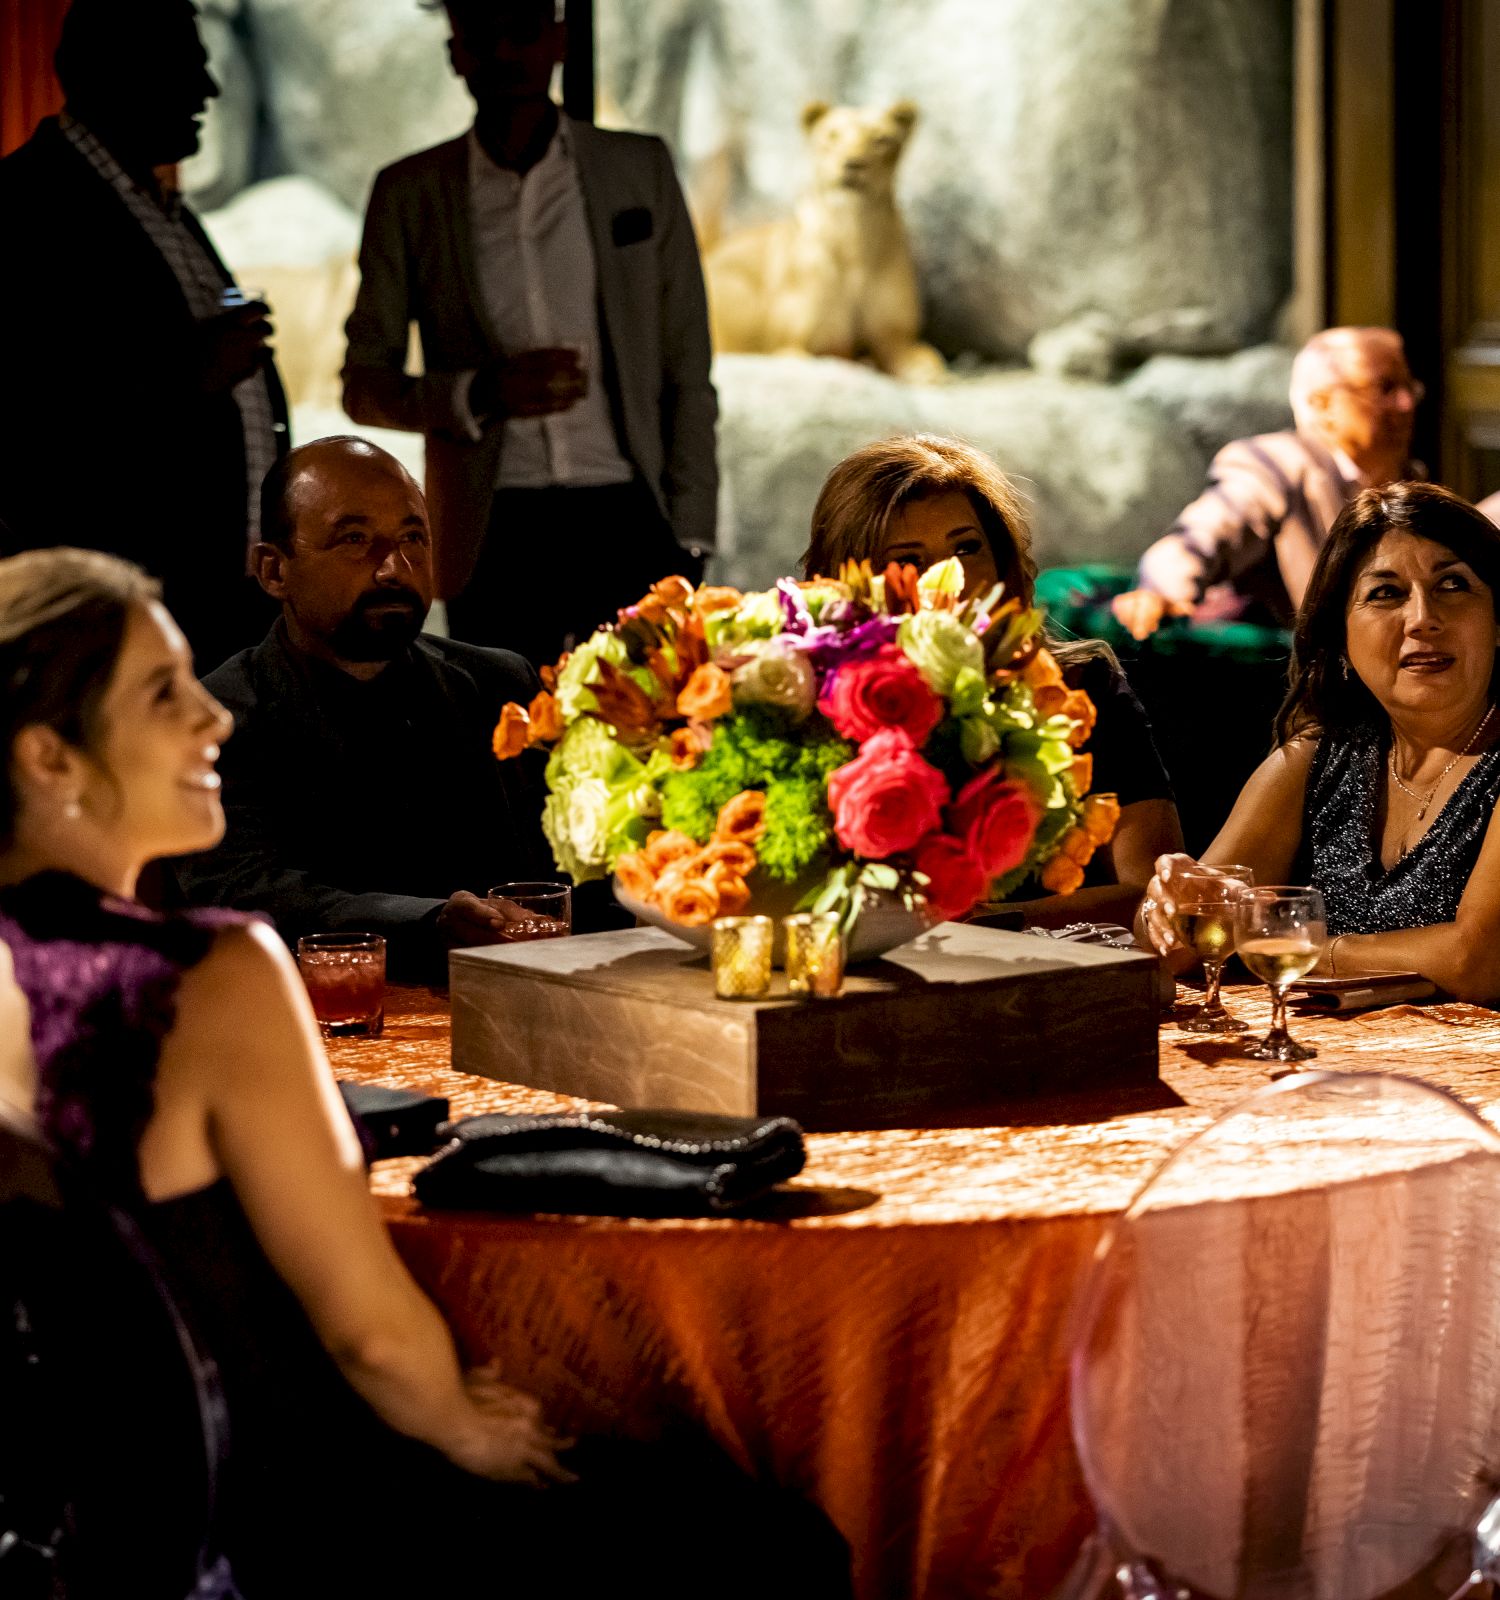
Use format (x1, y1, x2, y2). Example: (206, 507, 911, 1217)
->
(1238, 736, 1319, 804)
(1268, 736, 1320, 780)
(165, 922, 316, 1083)
(1207, 736, 1318, 869)
(179, 920, 297, 1005)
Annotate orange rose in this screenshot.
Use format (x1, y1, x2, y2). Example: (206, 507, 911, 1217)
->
(670, 726, 707, 770)
(1081, 793, 1122, 847)
(1059, 689, 1097, 749)
(643, 829, 701, 872)
(659, 876, 720, 927)
(700, 840, 757, 875)
(614, 851, 658, 901)
(693, 585, 743, 616)
(1070, 752, 1094, 795)
(1022, 647, 1066, 692)
(1040, 854, 1086, 895)
(526, 690, 563, 744)
(714, 790, 768, 846)
(676, 663, 733, 721)
(705, 865, 751, 916)
(1059, 826, 1096, 868)
(492, 702, 529, 760)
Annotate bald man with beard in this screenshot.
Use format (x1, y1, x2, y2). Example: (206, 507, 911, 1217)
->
(174, 436, 553, 976)
(1113, 327, 1425, 639)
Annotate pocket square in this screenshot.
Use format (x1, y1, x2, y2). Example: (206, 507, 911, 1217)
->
(611, 206, 653, 246)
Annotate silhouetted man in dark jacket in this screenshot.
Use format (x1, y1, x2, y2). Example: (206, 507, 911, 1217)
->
(0, 0, 288, 668)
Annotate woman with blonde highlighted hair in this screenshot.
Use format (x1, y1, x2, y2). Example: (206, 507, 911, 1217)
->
(804, 434, 1183, 926)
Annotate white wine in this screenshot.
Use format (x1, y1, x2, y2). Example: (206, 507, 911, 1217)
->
(1171, 909, 1235, 962)
(1239, 935, 1322, 987)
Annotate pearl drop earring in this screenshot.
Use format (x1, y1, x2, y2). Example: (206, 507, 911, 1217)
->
(62, 798, 82, 821)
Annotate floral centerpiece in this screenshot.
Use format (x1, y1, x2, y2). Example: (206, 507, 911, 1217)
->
(492, 560, 1119, 941)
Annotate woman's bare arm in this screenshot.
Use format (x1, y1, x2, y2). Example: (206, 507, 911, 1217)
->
(1135, 741, 1317, 955)
(1199, 739, 1318, 879)
(0, 940, 37, 1131)
(152, 922, 571, 1483)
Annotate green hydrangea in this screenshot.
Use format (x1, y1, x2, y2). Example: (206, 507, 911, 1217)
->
(659, 706, 853, 882)
(542, 719, 656, 881)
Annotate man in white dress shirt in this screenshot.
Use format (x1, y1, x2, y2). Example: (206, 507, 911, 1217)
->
(343, 0, 718, 668)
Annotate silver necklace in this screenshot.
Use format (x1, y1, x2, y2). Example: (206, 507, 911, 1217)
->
(1388, 703, 1496, 823)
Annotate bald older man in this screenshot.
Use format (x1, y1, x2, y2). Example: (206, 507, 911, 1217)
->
(175, 435, 554, 977)
(1113, 327, 1424, 638)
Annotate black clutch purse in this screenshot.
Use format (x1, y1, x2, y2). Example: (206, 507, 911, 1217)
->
(338, 1083, 451, 1163)
(413, 1108, 807, 1217)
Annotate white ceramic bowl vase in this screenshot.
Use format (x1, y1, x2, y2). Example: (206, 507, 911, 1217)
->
(612, 872, 936, 966)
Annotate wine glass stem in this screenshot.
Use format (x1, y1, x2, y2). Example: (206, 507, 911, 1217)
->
(1268, 983, 1290, 1038)
(1203, 960, 1225, 1009)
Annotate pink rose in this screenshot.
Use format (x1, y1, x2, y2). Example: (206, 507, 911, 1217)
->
(826, 729, 949, 859)
(819, 645, 944, 746)
(947, 770, 1037, 879)
(913, 833, 989, 921)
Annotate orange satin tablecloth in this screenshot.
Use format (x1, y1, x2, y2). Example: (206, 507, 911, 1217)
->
(329, 985, 1500, 1600)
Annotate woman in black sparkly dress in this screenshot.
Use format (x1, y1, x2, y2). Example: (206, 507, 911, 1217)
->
(1140, 482, 1500, 1002)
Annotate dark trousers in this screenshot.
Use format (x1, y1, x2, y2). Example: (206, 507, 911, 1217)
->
(444, 480, 700, 670)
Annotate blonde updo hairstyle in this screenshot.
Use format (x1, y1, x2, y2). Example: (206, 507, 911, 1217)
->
(0, 548, 160, 846)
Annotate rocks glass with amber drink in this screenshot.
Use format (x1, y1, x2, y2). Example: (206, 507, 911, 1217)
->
(1169, 864, 1254, 1033)
(486, 882, 572, 941)
(1234, 886, 1328, 1064)
(296, 933, 386, 1038)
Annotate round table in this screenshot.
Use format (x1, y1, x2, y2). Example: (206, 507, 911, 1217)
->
(332, 985, 1500, 1600)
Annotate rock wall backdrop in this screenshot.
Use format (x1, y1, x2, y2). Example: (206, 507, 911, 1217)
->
(186, 0, 1297, 590)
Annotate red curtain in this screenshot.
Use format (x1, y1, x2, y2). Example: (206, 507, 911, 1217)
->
(1, 0, 69, 157)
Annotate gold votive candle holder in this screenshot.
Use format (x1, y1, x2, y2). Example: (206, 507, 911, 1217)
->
(783, 912, 846, 999)
(711, 915, 774, 1000)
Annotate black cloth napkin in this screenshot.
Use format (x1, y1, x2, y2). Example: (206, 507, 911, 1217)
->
(414, 1108, 806, 1217)
(337, 1082, 451, 1163)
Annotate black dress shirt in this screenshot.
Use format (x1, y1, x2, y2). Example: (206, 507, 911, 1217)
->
(174, 620, 548, 977)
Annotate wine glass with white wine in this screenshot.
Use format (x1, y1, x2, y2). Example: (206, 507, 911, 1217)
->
(1234, 886, 1328, 1064)
(1169, 865, 1254, 1033)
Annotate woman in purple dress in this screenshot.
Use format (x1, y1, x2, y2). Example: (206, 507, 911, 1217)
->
(0, 548, 846, 1597)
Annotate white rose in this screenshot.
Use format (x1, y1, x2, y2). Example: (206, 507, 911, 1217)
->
(731, 646, 817, 723)
(564, 776, 612, 867)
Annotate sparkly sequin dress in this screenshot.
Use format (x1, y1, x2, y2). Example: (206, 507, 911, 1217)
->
(1297, 724, 1500, 936)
